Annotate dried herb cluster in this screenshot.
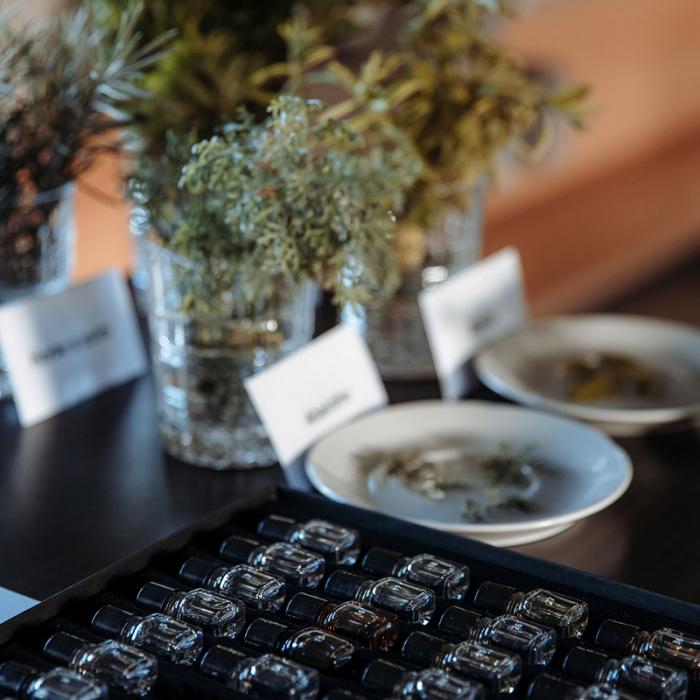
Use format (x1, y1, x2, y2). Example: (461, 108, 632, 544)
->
(94, 0, 587, 230)
(0, 5, 169, 288)
(132, 96, 421, 309)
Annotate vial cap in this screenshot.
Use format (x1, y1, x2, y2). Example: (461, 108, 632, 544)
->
(362, 659, 407, 695)
(91, 605, 133, 637)
(43, 632, 87, 665)
(179, 557, 218, 587)
(438, 606, 486, 638)
(361, 547, 403, 577)
(595, 619, 640, 653)
(286, 592, 329, 625)
(136, 582, 176, 612)
(257, 515, 297, 542)
(244, 618, 288, 652)
(562, 647, 610, 684)
(473, 582, 516, 613)
(0, 660, 35, 695)
(324, 571, 365, 600)
(199, 645, 247, 682)
(527, 673, 582, 700)
(401, 631, 446, 666)
(219, 535, 260, 564)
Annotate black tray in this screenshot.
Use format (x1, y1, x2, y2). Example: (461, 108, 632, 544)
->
(2, 486, 699, 699)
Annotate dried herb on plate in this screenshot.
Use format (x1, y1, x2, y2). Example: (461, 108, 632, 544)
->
(554, 352, 665, 403)
(357, 439, 553, 523)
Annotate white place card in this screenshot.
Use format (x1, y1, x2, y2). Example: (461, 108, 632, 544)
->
(245, 324, 388, 466)
(0, 269, 148, 427)
(0, 585, 39, 624)
(419, 246, 528, 399)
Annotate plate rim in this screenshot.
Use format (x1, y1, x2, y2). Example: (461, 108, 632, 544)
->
(305, 399, 633, 534)
(475, 313, 700, 426)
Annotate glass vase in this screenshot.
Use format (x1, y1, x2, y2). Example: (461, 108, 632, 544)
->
(0, 184, 76, 400)
(344, 183, 485, 380)
(146, 241, 317, 469)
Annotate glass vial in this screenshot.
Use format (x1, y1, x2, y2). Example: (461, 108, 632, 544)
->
(439, 606, 557, 665)
(563, 647, 688, 700)
(596, 620, 700, 681)
(219, 536, 325, 588)
(43, 632, 158, 697)
(324, 571, 435, 625)
(362, 547, 470, 601)
(362, 659, 485, 700)
(286, 592, 399, 651)
(402, 631, 521, 695)
(179, 557, 286, 611)
(258, 515, 361, 565)
(91, 605, 203, 666)
(474, 582, 588, 639)
(199, 644, 319, 700)
(244, 618, 356, 673)
(528, 673, 650, 700)
(136, 581, 245, 639)
(0, 661, 107, 700)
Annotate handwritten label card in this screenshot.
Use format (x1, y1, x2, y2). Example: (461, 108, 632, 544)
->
(418, 247, 528, 399)
(0, 270, 148, 426)
(245, 324, 388, 466)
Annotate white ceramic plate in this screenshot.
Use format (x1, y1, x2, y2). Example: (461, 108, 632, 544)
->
(475, 315, 700, 435)
(306, 401, 632, 546)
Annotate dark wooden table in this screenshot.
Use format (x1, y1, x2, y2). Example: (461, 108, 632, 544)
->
(1, 256, 699, 609)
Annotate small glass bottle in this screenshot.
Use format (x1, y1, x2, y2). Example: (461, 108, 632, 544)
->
(258, 515, 361, 565)
(136, 581, 245, 639)
(243, 618, 356, 673)
(43, 632, 158, 697)
(362, 659, 485, 700)
(324, 571, 435, 625)
(285, 592, 399, 651)
(528, 673, 650, 699)
(219, 536, 325, 588)
(596, 620, 700, 681)
(402, 631, 521, 695)
(474, 582, 588, 639)
(361, 547, 470, 601)
(91, 605, 203, 666)
(199, 644, 320, 699)
(438, 606, 557, 665)
(179, 557, 286, 611)
(562, 647, 688, 700)
(0, 660, 107, 700)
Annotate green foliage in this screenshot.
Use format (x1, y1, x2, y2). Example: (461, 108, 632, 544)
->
(94, 0, 588, 229)
(132, 96, 421, 309)
(92, 0, 361, 152)
(281, 0, 590, 227)
(0, 3, 170, 286)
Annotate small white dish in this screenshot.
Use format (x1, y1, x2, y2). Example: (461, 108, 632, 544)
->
(475, 314, 700, 436)
(306, 401, 632, 546)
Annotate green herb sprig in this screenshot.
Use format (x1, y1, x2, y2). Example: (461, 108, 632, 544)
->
(132, 95, 421, 310)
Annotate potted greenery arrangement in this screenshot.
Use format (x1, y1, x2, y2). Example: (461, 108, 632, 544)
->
(0, 6, 169, 398)
(94, 0, 587, 380)
(132, 96, 418, 469)
(272, 0, 589, 378)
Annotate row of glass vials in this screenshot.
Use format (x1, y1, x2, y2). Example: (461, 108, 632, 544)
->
(0, 513, 698, 699)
